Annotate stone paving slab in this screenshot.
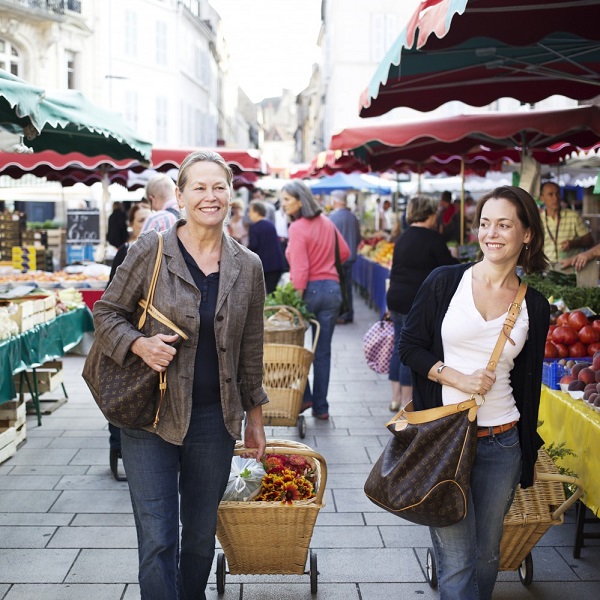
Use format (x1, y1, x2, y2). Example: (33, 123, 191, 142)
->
(71, 513, 135, 527)
(0, 513, 72, 527)
(0, 490, 60, 513)
(6, 465, 88, 476)
(54, 475, 129, 491)
(3, 584, 126, 600)
(0, 549, 78, 583)
(64, 549, 138, 583)
(0, 475, 61, 490)
(0, 526, 56, 548)
(3, 448, 78, 466)
(48, 526, 137, 549)
(50, 490, 132, 514)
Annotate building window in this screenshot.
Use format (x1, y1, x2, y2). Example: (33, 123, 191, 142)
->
(65, 50, 77, 89)
(156, 96, 168, 144)
(124, 11, 138, 57)
(0, 39, 21, 76)
(370, 13, 399, 63)
(156, 21, 167, 66)
(125, 90, 139, 132)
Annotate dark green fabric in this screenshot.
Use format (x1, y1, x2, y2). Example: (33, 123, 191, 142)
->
(0, 307, 94, 404)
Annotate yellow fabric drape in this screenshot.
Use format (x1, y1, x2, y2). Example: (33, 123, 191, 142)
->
(539, 387, 600, 516)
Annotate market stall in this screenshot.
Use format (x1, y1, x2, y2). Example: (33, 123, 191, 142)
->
(0, 306, 94, 405)
(352, 255, 389, 316)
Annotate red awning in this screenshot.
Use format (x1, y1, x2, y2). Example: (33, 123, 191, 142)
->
(150, 148, 268, 175)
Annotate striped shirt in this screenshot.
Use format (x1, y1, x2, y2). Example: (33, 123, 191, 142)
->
(141, 199, 180, 233)
(541, 208, 590, 263)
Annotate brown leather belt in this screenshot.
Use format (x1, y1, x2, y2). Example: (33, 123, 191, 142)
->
(477, 420, 519, 438)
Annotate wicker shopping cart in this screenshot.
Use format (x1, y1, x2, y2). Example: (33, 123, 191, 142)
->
(425, 448, 583, 588)
(264, 305, 308, 347)
(261, 319, 320, 438)
(216, 439, 327, 594)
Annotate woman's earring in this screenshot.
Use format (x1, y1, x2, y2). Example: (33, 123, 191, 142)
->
(525, 243, 529, 250)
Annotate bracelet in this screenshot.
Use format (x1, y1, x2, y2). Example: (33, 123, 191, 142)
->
(436, 363, 446, 384)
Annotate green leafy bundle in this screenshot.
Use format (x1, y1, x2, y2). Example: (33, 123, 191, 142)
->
(265, 282, 315, 322)
(523, 273, 600, 313)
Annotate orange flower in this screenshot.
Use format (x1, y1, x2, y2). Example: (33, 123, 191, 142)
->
(280, 481, 301, 505)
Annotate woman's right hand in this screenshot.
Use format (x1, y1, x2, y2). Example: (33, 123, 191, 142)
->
(461, 368, 496, 396)
(131, 334, 179, 372)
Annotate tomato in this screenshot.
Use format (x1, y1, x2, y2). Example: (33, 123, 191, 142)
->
(554, 343, 569, 358)
(546, 325, 557, 341)
(569, 341, 588, 358)
(568, 310, 590, 331)
(579, 325, 600, 345)
(592, 319, 600, 331)
(544, 342, 559, 359)
(556, 312, 571, 326)
(552, 325, 579, 346)
(588, 343, 600, 356)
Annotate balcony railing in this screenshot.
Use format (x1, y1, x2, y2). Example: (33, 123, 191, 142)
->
(3, 1, 82, 16)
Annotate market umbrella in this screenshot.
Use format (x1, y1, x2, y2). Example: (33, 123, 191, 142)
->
(359, 0, 600, 118)
(0, 71, 152, 162)
(331, 106, 600, 171)
(309, 172, 392, 194)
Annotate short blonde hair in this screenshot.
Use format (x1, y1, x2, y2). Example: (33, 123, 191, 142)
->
(406, 195, 437, 224)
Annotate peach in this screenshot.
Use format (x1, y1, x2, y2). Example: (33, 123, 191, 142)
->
(584, 384, 597, 399)
(578, 367, 596, 385)
(568, 380, 586, 392)
(572, 362, 589, 377)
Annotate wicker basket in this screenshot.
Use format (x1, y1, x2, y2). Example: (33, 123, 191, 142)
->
(264, 305, 307, 347)
(261, 322, 320, 428)
(217, 440, 327, 575)
(499, 448, 582, 571)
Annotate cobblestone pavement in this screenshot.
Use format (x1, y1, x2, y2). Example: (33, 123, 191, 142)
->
(0, 294, 598, 599)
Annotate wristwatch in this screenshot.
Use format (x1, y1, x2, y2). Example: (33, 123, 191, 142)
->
(436, 363, 446, 384)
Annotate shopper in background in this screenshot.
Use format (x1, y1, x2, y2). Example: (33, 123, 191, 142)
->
(539, 181, 593, 264)
(227, 199, 249, 246)
(386, 195, 457, 412)
(105, 202, 152, 481)
(93, 150, 267, 600)
(399, 186, 550, 600)
(281, 180, 350, 420)
(248, 199, 286, 294)
(142, 173, 180, 233)
(106, 201, 129, 249)
(329, 190, 361, 324)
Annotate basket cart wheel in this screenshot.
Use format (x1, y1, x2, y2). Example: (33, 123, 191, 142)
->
(298, 415, 307, 439)
(216, 552, 226, 594)
(518, 553, 533, 586)
(310, 550, 318, 594)
(426, 547, 438, 589)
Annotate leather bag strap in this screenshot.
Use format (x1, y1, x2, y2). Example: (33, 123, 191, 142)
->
(486, 281, 527, 372)
(137, 233, 163, 330)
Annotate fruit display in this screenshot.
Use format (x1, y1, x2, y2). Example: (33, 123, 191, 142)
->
(0, 268, 108, 290)
(357, 236, 394, 269)
(558, 352, 600, 412)
(545, 310, 600, 359)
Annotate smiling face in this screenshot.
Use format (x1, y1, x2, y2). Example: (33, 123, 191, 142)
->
(176, 161, 231, 229)
(478, 198, 531, 266)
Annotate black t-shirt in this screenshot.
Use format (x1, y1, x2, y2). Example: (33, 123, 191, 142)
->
(178, 239, 221, 405)
(386, 226, 457, 315)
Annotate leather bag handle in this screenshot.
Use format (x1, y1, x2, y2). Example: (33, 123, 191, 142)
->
(137, 233, 164, 330)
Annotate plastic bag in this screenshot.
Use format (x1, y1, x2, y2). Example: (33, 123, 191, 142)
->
(221, 456, 266, 501)
(363, 319, 395, 374)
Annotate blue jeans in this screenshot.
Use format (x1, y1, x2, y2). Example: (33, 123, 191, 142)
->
(388, 311, 412, 386)
(302, 279, 342, 416)
(121, 402, 235, 600)
(430, 426, 522, 600)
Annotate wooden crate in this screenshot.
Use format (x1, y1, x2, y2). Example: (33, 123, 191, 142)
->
(0, 399, 26, 428)
(14, 361, 63, 394)
(0, 426, 17, 464)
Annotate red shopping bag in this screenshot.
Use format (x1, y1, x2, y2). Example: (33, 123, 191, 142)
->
(363, 319, 395, 374)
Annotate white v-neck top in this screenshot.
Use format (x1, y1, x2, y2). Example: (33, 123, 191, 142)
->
(441, 269, 528, 426)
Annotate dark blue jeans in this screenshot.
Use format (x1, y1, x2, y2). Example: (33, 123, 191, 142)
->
(388, 311, 412, 386)
(430, 426, 522, 600)
(302, 279, 342, 416)
(121, 402, 235, 600)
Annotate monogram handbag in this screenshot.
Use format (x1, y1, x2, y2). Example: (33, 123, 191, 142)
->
(83, 234, 188, 429)
(364, 282, 527, 527)
(363, 318, 395, 374)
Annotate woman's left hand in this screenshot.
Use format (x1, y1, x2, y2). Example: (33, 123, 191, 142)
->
(241, 406, 266, 462)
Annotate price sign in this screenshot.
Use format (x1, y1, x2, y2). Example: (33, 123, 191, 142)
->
(66, 210, 100, 245)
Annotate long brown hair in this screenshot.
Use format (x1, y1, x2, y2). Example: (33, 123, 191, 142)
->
(474, 186, 549, 274)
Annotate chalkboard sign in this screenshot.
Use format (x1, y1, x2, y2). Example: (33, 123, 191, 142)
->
(66, 209, 100, 245)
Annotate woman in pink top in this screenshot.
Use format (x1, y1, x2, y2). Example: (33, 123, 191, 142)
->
(281, 181, 350, 419)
